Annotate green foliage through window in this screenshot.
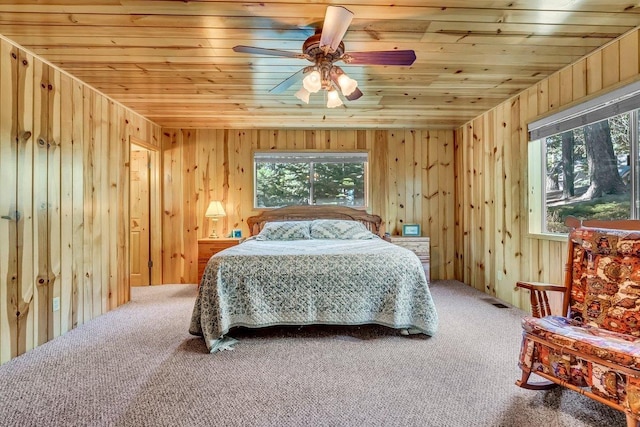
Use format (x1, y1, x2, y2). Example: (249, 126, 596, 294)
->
(254, 152, 367, 208)
(542, 112, 637, 233)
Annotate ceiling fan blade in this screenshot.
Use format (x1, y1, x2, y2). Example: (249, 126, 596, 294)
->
(269, 69, 306, 94)
(233, 45, 301, 59)
(319, 5, 354, 52)
(345, 50, 417, 66)
(345, 87, 363, 101)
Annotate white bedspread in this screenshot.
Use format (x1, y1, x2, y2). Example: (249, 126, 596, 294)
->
(189, 238, 438, 352)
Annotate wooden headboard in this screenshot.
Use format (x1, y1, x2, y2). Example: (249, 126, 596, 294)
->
(247, 206, 383, 237)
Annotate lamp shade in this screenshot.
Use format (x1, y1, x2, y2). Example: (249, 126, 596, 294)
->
(337, 73, 358, 97)
(326, 89, 343, 108)
(295, 87, 310, 104)
(302, 70, 322, 93)
(205, 201, 226, 218)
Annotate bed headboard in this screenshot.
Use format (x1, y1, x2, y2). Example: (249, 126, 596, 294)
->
(247, 206, 383, 237)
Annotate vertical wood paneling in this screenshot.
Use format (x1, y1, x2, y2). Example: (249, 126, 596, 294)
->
(99, 96, 109, 313)
(59, 73, 73, 334)
(493, 104, 506, 297)
(47, 67, 61, 340)
(71, 79, 84, 327)
(559, 68, 573, 107)
(0, 38, 160, 365)
(107, 100, 118, 307)
(161, 128, 456, 284)
(441, 131, 455, 279)
(456, 27, 640, 310)
(395, 130, 407, 230)
(81, 87, 93, 323)
(547, 73, 560, 110)
(89, 92, 102, 316)
(182, 130, 198, 282)
(372, 130, 388, 229)
(601, 42, 620, 88)
(482, 113, 494, 294)
(16, 49, 33, 355)
(586, 51, 603, 94)
(620, 31, 639, 81)
(33, 60, 49, 347)
(426, 131, 441, 279)
(572, 61, 586, 101)
(411, 130, 421, 229)
(161, 130, 183, 284)
(0, 40, 18, 364)
(471, 119, 483, 291)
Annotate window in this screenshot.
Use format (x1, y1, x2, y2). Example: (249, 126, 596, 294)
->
(528, 81, 640, 235)
(254, 151, 368, 208)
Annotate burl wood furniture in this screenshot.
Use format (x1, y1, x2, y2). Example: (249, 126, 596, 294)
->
(197, 238, 240, 283)
(385, 236, 430, 278)
(516, 216, 640, 427)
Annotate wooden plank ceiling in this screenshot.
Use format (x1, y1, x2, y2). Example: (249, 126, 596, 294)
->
(1, 1, 639, 129)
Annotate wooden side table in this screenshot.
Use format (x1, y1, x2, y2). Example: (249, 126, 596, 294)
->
(197, 238, 241, 283)
(386, 236, 430, 279)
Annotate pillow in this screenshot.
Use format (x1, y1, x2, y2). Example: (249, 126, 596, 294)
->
(255, 221, 311, 241)
(310, 219, 377, 240)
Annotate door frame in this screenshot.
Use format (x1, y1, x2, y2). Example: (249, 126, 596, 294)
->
(129, 136, 162, 285)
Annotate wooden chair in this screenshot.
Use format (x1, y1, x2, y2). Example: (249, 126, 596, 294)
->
(516, 216, 640, 427)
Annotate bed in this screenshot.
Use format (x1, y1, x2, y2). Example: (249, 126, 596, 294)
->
(189, 206, 438, 353)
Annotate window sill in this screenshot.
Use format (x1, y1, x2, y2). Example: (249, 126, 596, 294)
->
(526, 232, 569, 243)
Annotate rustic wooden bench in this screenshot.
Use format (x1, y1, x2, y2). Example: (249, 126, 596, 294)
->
(516, 217, 640, 427)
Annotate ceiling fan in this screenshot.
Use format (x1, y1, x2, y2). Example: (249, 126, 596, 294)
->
(232, 5, 416, 108)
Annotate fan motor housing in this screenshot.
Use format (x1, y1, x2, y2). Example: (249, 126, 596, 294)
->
(302, 34, 345, 63)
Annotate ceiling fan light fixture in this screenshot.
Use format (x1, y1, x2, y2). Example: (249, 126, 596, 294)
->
(337, 73, 358, 97)
(326, 88, 343, 108)
(295, 87, 310, 104)
(302, 70, 322, 93)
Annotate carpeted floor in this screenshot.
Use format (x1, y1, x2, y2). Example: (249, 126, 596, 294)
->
(0, 280, 625, 426)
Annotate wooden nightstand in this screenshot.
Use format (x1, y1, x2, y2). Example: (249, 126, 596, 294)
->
(197, 238, 241, 283)
(386, 236, 430, 278)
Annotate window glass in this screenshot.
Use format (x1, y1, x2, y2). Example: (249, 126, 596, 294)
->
(254, 152, 367, 208)
(542, 113, 634, 233)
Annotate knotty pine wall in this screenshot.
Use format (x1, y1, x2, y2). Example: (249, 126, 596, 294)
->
(455, 29, 640, 309)
(161, 129, 456, 284)
(0, 38, 161, 365)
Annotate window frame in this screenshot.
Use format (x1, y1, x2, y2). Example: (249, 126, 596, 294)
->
(252, 150, 370, 209)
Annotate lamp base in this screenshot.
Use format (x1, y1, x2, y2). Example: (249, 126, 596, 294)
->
(208, 217, 220, 239)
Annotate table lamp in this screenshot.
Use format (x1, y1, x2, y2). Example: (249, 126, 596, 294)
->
(205, 201, 226, 238)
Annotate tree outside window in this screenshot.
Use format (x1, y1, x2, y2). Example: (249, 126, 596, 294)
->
(254, 152, 367, 208)
(543, 113, 633, 233)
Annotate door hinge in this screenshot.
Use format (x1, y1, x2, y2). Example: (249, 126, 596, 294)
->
(148, 260, 153, 268)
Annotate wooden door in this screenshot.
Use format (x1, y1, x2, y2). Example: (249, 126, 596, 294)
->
(130, 150, 150, 286)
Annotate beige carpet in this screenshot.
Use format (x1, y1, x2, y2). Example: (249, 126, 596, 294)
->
(0, 280, 625, 426)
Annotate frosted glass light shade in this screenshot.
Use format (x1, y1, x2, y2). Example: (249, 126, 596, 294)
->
(302, 70, 322, 93)
(337, 73, 358, 96)
(295, 87, 310, 104)
(326, 89, 343, 108)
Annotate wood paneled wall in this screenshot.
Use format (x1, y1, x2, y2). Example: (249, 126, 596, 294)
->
(455, 29, 640, 309)
(0, 37, 160, 365)
(160, 129, 456, 284)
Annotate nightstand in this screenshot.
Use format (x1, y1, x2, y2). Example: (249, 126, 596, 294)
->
(386, 236, 430, 278)
(197, 238, 241, 283)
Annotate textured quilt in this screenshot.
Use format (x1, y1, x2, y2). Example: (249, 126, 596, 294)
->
(189, 238, 438, 352)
